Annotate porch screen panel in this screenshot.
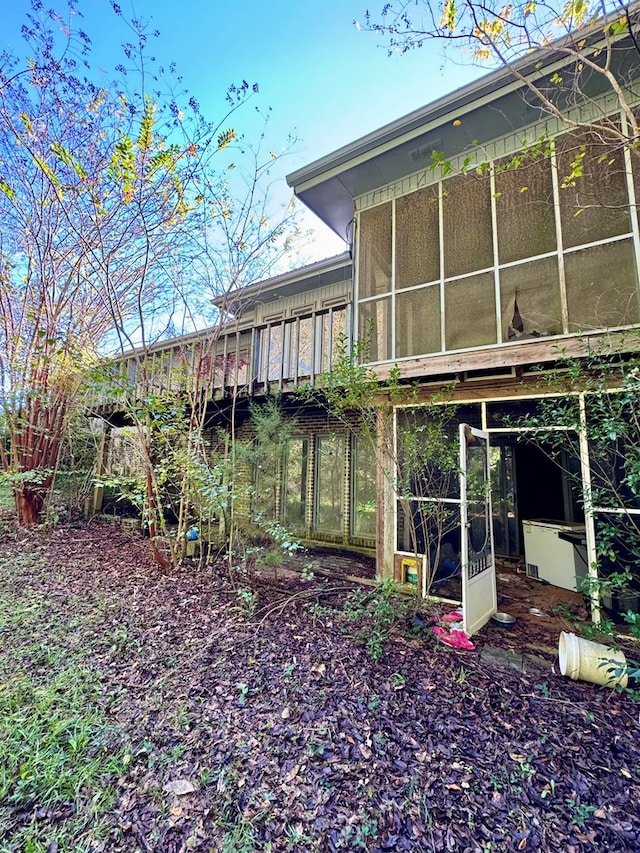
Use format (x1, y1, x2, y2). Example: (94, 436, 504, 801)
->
(586, 394, 640, 511)
(396, 407, 464, 501)
(318, 309, 346, 374)
(267, 325, 283, 381)
(316, 434, 345, 533)
(396, 187, 440, 288)
(499, 257, 562, 340)
(564, 240, 639, 331)
(442, 173, 493, 278)
(358, 298, 391, 361)
(283, 438, 308, 526)
(445, 272, 497, 350)
(486, 397, 577, 428)
(353, 435, 377, 537)
(489, 445, 518, 557)
(396, 285, 441, 357)
(396, 500, 461, 576)
(397, 500, 427, 554)
(330, 308, 346, 368)
(557, 131, 631, 249)
(297, 317, 313, 377)
(318, 313, 331, 374)
(594, 512, 640, 581)
(236, 333, 251, 385)
(632, 114, 640, 210)
(358, 204, 392, 298)
(495, 155, 556, 264)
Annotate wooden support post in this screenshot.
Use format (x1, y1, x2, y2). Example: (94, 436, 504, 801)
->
(376, 408, 395, 583)
(91, 422, 111, 516)
(343, 435, 351, 545)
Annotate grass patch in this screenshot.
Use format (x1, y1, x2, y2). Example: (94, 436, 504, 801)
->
(0, 479, 12, 510)
(0, 553, 128, 852)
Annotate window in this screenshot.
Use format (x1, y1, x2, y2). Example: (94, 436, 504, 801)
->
(316, 434, 345, 532)
(253, 444, 280, 521)
(353, 436, 377, 537)
(283, 438, 308, 527)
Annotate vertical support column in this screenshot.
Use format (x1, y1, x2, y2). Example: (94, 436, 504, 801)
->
(578, 393, 601, 624)
(248, 327, 256, 389)
(376, 407, 395, 582)
(92, 420, 111, 516)
(342, 433, 351, 544)
(550, 145, 569, 334)
(220, 430, 230, 541)
(234, 330, 240, 394)
(305, 436, 316, 538)
(275, 451, 283, 522)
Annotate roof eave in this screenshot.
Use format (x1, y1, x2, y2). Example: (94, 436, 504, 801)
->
(210, 251, 352, 309)
(286, 11, 636, 192)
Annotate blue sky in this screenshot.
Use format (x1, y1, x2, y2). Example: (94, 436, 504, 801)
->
(2, 1, 483, 261)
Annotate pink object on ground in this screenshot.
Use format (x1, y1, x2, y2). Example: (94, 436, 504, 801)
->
(432, 625, 475, 651)
(440, 610, 464, 623)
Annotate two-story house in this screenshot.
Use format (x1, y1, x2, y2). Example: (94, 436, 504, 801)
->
(94, 21, 640, 634)
(285, 25, 640, 632)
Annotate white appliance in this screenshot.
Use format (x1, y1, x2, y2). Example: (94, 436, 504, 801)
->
(522, 519, 588, 592)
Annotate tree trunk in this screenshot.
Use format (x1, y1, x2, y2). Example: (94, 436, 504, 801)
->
(145, 457, 171, 570)
(16, 487, 46, 526)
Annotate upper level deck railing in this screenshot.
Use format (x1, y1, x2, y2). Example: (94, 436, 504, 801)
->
(90, 302, 350, 414)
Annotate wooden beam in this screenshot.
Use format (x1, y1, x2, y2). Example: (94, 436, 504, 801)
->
(371, 330, 635, 383)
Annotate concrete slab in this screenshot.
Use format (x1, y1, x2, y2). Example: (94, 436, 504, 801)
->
(480, 645, 551, 673)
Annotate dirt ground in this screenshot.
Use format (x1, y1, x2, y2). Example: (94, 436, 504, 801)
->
(1, 521, 640, 852)
(264, 549, 592, 665)
(490, 560, 590, 658)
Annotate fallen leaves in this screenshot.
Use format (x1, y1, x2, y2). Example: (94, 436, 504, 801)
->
(1, 522, 639, 852)
(162, 779, 196, 796)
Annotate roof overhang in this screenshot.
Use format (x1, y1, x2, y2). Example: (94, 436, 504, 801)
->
(211, 251, 352, 315)
(287, 12, 640, 238)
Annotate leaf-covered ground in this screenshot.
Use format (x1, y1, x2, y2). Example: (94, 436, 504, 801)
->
(1, 521, 639, 852)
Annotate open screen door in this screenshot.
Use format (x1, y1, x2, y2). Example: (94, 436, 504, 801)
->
(460, 424, 497, 636)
